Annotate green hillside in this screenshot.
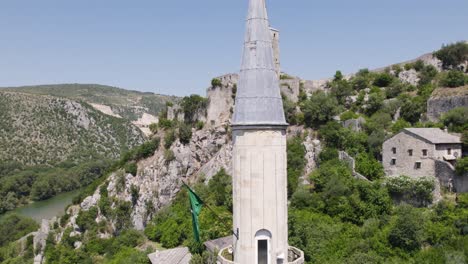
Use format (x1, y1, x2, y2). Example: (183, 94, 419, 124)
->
(0, 91, 145, 166)
(1, 84, 179, 121)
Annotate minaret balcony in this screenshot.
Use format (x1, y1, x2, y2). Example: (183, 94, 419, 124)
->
(217, 245, 305, 264)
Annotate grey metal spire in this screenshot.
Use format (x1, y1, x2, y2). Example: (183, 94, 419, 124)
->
(232, 0, 287, 127)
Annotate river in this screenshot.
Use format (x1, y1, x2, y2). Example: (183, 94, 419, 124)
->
(0, 189, 82, 223)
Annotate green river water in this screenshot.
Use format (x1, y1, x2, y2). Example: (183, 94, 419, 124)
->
(0, 189, 82, 223)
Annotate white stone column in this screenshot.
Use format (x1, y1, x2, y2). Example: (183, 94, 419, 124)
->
(232, 128, 288, 264)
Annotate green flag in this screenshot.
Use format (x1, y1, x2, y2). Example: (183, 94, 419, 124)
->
(185, 183, 204, 242)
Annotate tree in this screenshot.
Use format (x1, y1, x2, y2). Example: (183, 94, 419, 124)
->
(373, 72, 394, 87)
(181, 95, 208, 124)
(441, 107, 468, 132)
(351, 69, 372, 91)
(207, 169, 232, 209)
(440, 70, 466, 88)
(149, 123, 158, 134)
(456, 157, 468, 176)
(287, 137, 306, 197)
(388, 205, 424, 251)
(434, 42, 468, 69)
(164, 129, 176, 149)
(124, 162, 137, 176)
(0, 214, 39, 247)
(179, 123, 193, 145)
(302, 91, 340, 128)
(282, 94, 298, 125)
(211, 78, 222, 87)
(365, 92, 385, 116)
(329, 72, 353, 105)
(355, 153, 384, 180)
(418, 65, 438, 86)
(391, 119, 411, 134)
(400, 98, 424, 124)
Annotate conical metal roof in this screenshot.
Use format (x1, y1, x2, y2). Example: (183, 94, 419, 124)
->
(232, 0, 287, 127)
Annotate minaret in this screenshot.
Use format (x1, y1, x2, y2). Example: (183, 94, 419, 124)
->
(231, 0, 289, 263)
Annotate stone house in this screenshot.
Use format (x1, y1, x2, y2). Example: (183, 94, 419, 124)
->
(383, 128, 462, 178)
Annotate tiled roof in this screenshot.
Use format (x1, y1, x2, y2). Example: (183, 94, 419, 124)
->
(148, 247, 192, 264)
(204, 236, 233, 253)
(404, 128, 461, 144)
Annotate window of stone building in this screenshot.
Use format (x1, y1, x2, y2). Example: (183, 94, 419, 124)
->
(392, 147, 396, 154)
(408, 149, 413, 156)
(422, 149, 428, 156)
(391, 158, 396, 165)
(448, 148, 452, 155)
(415, 162, 421, 169)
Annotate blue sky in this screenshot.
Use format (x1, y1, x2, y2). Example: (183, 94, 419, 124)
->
(0, 0, 467, 96)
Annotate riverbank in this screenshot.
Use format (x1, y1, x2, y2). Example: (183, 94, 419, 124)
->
(0, 188, 82, 223)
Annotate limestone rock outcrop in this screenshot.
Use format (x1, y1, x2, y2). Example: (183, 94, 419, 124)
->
(427, 86, 468, 122)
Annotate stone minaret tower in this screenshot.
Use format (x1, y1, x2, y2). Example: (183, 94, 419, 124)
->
(231, 0, 289, 263)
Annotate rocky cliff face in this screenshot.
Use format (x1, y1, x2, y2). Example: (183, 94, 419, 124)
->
(73, 125, 232, 233)
(63, 76, 324, 237)
(427, 86, 468, 122)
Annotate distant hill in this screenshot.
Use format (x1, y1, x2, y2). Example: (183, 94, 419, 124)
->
(0, 84, 180, 122)
(0, 91, 146, 166)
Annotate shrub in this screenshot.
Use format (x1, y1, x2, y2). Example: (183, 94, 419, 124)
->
(130, 185, 140, 206)
(164, 129, 176, 149)
(355, 152, 384, 180)
(181, 95, 208, 124)
(413, 60, 425, 71)
(441, 107, 468, 132)
(178, 123, 192, 145)
(318, 147, 339, 164)
(400, 97, 425, 124)
(76, 206, 99, 232)
(302, 91, 340, 128)
(419, 65, 438, 85)
(434, 42, 468, 69)
(211, 78, 222, 87)
(0, 214, 39, 247)
(440, 70, 466, 88)
(195, 121, 204, 130)
(391, 119, 411, 134)
(164, 150, 175, 163)
(149, 123, 158, 134)
(207, 168, 232, 209)
(329, 71, 353, 105)
(132, 137, 160, 161)
(385, 81, 409, 99)
(456, 157, 468, 176)
(373, 72, 394, 87)
(351, 69, 373, 91)
(287, 136, 306, 197)
(388, 205, 424, 251)
(158, 118, 173, 129)
(280, 73, 294, 80)
(124, 162, 137, 176)
(386, 176, 434, 206)
(282, 94, 298, 125)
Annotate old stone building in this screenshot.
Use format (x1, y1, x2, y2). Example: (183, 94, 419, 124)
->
(383, 128, 462, 178)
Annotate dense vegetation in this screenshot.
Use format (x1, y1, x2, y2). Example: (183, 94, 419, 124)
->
(0, 214, 39, 263)
(0, 160, 112, 214)
(0, 84, 178, 121)
(0, 92, 145, 167)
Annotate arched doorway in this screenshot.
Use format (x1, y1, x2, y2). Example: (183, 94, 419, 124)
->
(255, 229, 272, 264)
